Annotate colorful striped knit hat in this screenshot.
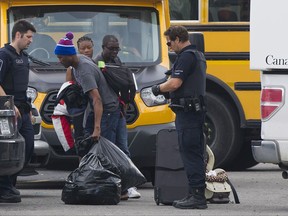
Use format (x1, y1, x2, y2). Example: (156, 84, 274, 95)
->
(54, 32, 76, 55)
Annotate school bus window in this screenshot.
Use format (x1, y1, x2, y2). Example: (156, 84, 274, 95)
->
(169, 0, 199, 21)
(208, 0, 250, 22)
(239, 0, 250, 21)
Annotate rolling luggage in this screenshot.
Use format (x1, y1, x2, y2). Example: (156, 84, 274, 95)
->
(154, 128, 239, 205)
(154, 128, 189, 205)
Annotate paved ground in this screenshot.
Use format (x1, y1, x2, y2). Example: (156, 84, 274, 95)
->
(0, 163, 287, 216)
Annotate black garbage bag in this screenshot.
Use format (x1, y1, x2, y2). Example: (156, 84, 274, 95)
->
(89, 136, 147, 192)
(61, 153, 121, 205)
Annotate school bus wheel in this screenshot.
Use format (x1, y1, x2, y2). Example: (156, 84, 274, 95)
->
(205, 92, 243, 168)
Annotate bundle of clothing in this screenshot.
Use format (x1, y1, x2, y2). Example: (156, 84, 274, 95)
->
(52, 81, 87, 151)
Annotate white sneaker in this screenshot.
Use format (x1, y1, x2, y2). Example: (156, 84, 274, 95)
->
(127, 187, 141, 199)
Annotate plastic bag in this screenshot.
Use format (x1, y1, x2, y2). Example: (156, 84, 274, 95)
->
(89, 136, 147, 192)
(61, 153, 121, 205)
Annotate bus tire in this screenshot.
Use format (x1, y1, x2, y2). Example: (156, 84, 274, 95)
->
(205, 93, 242, 169)
(228, 139, 258, 170)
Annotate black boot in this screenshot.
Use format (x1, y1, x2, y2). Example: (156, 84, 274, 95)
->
(173, 188, 207, 209)
(172, 195, 190, 207)
(0, 191, 21, 203)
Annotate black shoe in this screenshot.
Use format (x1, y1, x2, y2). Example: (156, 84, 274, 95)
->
(0, 192, 21, 203)
(172, 195, 190, 207)
(173, 194, 207, 209)
(10, 187, 20, 195)
(173, 188, 207, 209)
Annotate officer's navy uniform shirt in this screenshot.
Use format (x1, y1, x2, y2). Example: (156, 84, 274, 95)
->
(170, 44, 197, 81)
(169, 44, 206, 102)
(0, 44, 29, 103)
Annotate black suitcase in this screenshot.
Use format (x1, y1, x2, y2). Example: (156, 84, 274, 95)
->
(154, 129, 239, 205)
(154, 128, 189, 205)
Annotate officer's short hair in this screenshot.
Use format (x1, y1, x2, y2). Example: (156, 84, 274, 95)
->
(12, 19, 36, 40)
(164, 25, 189, 42)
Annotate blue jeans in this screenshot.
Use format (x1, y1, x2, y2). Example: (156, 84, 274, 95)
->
(174, 110, 206, 190)
(0, 113, 34, 194)
(85, 107, 130, 157)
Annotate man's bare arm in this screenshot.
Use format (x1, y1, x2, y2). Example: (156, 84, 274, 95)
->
(88, 88, 103, 141)
(159, 77, 183, 92)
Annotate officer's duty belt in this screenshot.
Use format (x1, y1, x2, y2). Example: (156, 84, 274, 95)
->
(169, 96, 204, 113)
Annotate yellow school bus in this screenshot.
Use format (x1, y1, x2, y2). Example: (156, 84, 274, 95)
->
(169, 0, 260, 170)
(0, 0, 176, 181)
(0, 0, 256, 181)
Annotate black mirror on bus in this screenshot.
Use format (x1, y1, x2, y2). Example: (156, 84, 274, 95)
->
(189, 33, 205, 53)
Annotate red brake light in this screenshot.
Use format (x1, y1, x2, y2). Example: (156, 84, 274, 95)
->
(261, 89, 283, 102)
(261, 105, 278, 119)
(261, 88, 284, 121)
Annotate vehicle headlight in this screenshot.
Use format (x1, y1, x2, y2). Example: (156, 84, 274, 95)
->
(26, 87, 37, 102)
(140, 87, 168, 107)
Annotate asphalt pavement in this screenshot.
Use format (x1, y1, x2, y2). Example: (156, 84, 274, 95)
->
(0, 163, 287, 216)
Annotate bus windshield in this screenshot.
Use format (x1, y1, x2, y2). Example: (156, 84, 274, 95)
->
(8, 6, 160, 66)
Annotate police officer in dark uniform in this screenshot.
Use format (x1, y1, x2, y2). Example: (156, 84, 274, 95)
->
(152, 25, 207, 209)
(0, 19, 36, 203)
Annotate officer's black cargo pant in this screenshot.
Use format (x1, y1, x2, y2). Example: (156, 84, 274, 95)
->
(174, 109, 206, 192)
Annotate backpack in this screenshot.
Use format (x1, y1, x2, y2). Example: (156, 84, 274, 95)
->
(100, 64, 136, 104)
